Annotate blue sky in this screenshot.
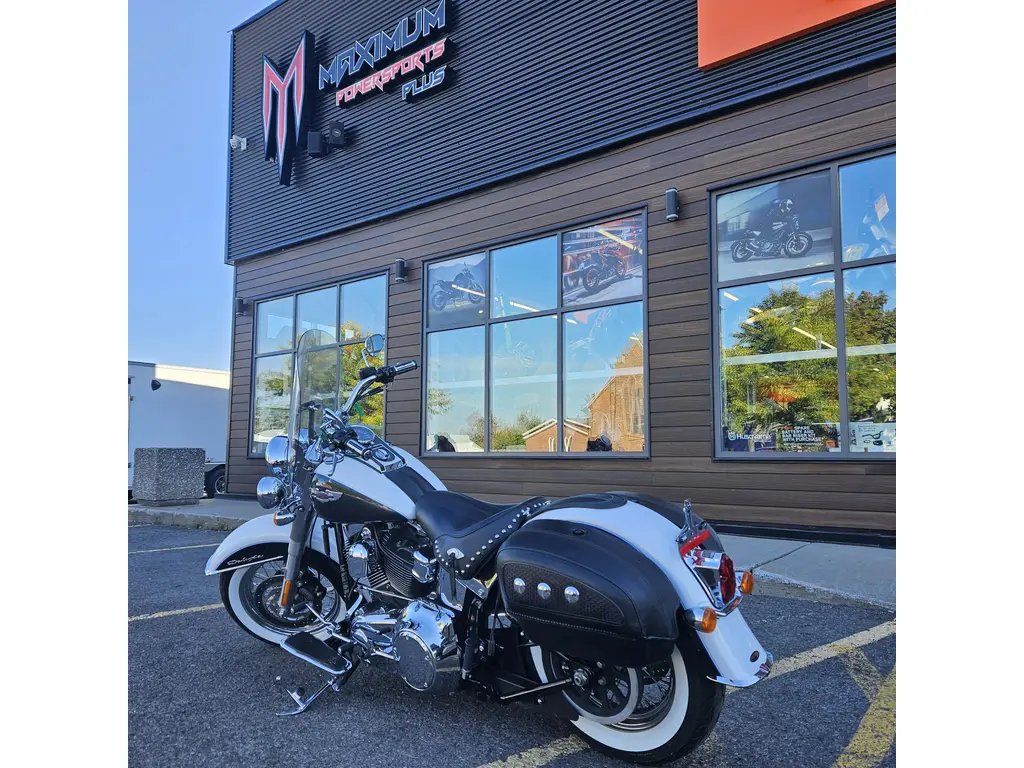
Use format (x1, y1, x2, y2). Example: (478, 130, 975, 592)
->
(129, 0, 266, 370)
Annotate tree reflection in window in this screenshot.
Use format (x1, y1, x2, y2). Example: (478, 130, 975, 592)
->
(720, 276, 839, 453)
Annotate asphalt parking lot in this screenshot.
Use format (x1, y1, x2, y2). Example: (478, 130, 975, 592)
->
(128, 523, 895, 768)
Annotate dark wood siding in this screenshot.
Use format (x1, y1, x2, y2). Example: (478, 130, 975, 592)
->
(227, 64, 896, 531)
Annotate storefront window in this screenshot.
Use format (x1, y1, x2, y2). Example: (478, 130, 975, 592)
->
(715, 171, 834, 284)
(426, 253, 488, 329)
(425, 326, 485, 452)
(249, 274, 388, 456)
(562, 215, 645, 306)
(841, 155, 897, 262)
(256, 296, 294, 354)
(491, 237, 557, 319)
(712, 149, 895, 459)
(563, 302, 645, 452)
(423, 213, 648, 455)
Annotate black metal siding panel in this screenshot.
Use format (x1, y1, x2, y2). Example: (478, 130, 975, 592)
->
(227, 0, 895, 261)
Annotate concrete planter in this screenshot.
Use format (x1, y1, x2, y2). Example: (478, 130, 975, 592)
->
(132, 448, 205, 506)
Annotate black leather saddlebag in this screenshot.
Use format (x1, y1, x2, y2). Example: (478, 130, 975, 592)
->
(496, 518, 679, 667)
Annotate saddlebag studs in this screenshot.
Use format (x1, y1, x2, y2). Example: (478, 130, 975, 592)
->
(564, 586, 580, 604)
(537, 582, 551, 600)
(513, 577, 526, 595)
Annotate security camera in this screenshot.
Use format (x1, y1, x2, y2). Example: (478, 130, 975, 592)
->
(229, 135, 247, 151)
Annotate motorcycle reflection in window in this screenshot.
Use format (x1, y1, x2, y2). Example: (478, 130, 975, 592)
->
(564, 246, 629, 296)
(731, 198, 814, 262)
(431, 265, 485, 313)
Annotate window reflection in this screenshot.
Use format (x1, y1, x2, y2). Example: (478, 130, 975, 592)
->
(716, 171, 834, 284)
(342, 344, 385, 435)
(341, 275, 387, 341)
(425, 327, 485, 452)
(296, 287, 338, 340)
(563, 302, 645, 452)
(491, 237, 557, 319)
(252, 354, 292, 455)
(427, 253, 488, 329)
(562, 215, 644, 306)
(844, 264, 896, 452)
(491, 316, 558, 452)
(719, 274, 840, 453)
(841, 154, 896, 261)
(256, 296, 294, 354)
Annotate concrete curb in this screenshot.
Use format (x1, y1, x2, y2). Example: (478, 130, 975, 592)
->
(754, 568, 897, 610)
(129, 506, 249, 532)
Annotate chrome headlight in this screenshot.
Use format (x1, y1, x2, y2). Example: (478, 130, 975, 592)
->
(256, 476, 286, 509)
(265, 435, 290, 470)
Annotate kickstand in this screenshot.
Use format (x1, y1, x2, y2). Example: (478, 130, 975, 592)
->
(274, 655, 358, 716)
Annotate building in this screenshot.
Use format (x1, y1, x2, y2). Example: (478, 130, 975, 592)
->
(223, 0, 896, 538)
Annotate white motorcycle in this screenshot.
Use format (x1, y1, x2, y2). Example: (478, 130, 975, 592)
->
(205, 329, 772, 765)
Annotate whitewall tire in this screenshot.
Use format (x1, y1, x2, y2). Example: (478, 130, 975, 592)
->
(530, 639, 725, 765)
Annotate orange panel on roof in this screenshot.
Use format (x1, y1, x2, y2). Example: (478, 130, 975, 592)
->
(698, 0, 895, 69)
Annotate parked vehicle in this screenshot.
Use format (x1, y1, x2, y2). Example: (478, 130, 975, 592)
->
(565, 247, 628, 295)
(128, 361, 228, 498)
(430, 265, 485, 312)
(731, 199, 814, 262)
(205, 330, 771, 765)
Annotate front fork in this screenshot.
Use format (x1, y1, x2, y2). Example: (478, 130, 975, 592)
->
(279, 494, 316, 612)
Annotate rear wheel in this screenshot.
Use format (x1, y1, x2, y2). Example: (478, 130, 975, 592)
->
(583, 266, 601, 294)
(531, 640, 724, 764)
(220, 548, 347, 645)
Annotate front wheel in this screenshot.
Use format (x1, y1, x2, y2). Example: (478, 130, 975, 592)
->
(220, 548, 347, 645)
(531, 639, 724, 765)
(785, 232, 813, 257)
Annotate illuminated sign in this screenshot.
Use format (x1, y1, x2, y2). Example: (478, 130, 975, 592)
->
(319, 0, 450, 107)
(261, 31, 315, 186)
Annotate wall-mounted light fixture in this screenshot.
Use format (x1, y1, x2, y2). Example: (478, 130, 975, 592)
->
(229, 135, 247, 151)
(393, 258, 409, 283)
(235, 297, 250, 316)
(665, 188, 680, 222)
(326, 121, 346, 148)
(307, 130, 328, 158)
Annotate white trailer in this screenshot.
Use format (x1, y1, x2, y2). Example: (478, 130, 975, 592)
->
(128, 361, 230, 497)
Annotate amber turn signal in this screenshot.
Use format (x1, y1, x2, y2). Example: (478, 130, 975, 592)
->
(700, 607, 718, 633)
(739, 571, 755, 595)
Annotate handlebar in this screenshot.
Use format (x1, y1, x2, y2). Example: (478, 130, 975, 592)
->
(338, 360, 418, 419)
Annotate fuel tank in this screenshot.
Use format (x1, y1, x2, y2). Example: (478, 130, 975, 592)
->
(310, 443, 445, 524)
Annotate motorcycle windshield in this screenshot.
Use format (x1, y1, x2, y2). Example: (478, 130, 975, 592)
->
(288, 328, 339, 466)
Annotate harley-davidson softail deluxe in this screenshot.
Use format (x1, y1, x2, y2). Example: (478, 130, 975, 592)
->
(206, 329, 772, 765)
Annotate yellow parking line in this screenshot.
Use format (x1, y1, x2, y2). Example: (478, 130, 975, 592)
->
(839, 648, 884, 701)
(129, 543, 220, 554)
(768, 620, 896, 680)
(476, 737, 586, 768)
(833, 667, 896, 768)
(128, 604, 223, 622)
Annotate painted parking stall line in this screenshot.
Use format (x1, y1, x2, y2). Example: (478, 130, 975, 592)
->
(129, 543, 221, 555)
(129, 604, 223, 623)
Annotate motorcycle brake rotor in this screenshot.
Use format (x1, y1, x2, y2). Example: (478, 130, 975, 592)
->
(253, 574, 321, 626)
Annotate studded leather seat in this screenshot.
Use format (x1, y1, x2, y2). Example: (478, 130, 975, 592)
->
(413, 491, 552, 579)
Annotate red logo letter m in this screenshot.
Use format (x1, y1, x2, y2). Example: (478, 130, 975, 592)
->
(262, 31, 314, 186)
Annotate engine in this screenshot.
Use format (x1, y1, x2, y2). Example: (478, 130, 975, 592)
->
(343, 524, 456, 692)
(377, 524, 436, 599)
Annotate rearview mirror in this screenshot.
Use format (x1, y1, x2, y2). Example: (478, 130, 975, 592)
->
(364, 333, 385, 356)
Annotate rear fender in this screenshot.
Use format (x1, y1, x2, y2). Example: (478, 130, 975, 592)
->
(529, 501, 770, 686)
(204, 513, 332, 575)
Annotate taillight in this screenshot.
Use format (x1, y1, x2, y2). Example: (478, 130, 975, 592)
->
(719, 554, 737, 603)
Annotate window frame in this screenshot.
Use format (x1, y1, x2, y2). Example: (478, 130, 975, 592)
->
(419, 206, 651, 459)
(247, 270, 390, 459)
(708, 142, 896, 461)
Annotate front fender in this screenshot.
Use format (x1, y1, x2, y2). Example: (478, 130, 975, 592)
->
(530, 501, 770, 687)
(204, 513, 332, 575)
